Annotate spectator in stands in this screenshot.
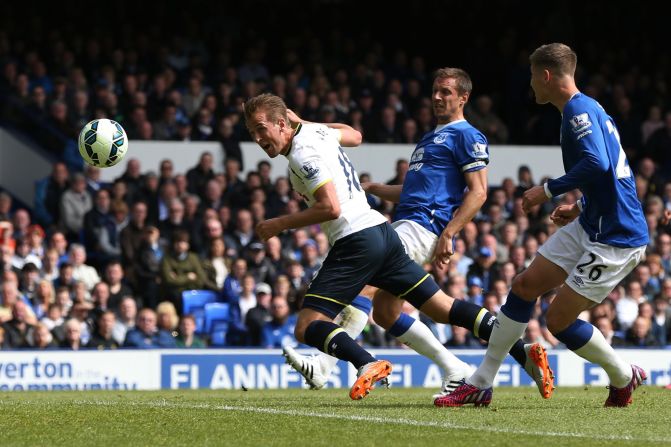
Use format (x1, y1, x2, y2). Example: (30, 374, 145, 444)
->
(265, 177, 291, 218)
(59, 173, 92, 242)
(2, 301, 36, 348)
(624, 316, 659, 347)
(82, 188, 114, 268)
(18, 262, 40, 301)
(123, 308, 176, 348)
(40, 303, 64, 333)
(59, 317, 83, 350)
(594, 316, 617, 346)
(467, 94, 509, 144)
(644, 111, 671, 178)
(200, 179, 226, 213)
(245, 283, 273, 346)
(202, 237, 230, 291)
(186, 152, 216, 199)
(617, 280, 645, 331)
(0, 192, 12, 222)
(218, 117, 243, 168)
(158, 197, 188, 249)
(245, 241, 276, 286)
(156, 301, 179, 335)
(115, 158, 144, 204)
(160, 230, 207, 311)
(34, 162, 69, 228)
(103, 261, 133, 311)
(261, 296, 297, 348)
(641, 105, 664, 146)
(229, 209, 257, 255)
(87, 310, 119, 349)
(12, 237, 42, 271)
(445, 325, 480, 348)
(113, 296, 137, 344)
(68, 244, 100, 291)
(31, 279, 55, 320)
(120, 201, 148, 280)
(175, 314, 206, 348)
(32, 323, 56, 349)
(134, 226, 163, 308)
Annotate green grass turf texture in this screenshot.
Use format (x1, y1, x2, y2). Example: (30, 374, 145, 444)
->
(0, 386, 668, 446)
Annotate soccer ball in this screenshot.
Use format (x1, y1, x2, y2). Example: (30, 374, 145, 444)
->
(78, 119, 128, 167)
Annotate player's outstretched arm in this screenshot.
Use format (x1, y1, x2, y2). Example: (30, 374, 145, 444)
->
(287, 109, 362, 147)
(433, 168, 488, 267)
(255, 181, 340, 240)
(361, 182, 403, 203)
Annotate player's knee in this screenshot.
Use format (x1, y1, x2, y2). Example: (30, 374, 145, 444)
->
(511, 272, 539, 300)
(293, 321, 308, 343)
(371, 304, 397, 329)
(544, 307, 569, 335)
(359, 285, 378, 300)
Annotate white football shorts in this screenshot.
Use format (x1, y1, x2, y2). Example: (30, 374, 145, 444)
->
(537, 219, 645, 303)
(392, 219, 438, 265)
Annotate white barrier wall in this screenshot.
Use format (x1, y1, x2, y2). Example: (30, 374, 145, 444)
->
(1, 349, 669, 391)
(0, 129, 54, 205)
(97, 141, 565, 187)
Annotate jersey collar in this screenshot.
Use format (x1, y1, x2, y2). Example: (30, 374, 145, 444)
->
(434, 119, 466, 133)
(284, 122, 302, 157)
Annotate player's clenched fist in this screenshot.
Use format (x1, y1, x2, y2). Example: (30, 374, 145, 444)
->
(256, 219, 283, 241)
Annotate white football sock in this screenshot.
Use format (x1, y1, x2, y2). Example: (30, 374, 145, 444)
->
(468, 311, 528, 388)
(573, 326, 632, 388)
(396, 319, 470, 379)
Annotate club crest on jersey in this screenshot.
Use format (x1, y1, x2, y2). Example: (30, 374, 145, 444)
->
(434, 133, 447, 144)
(570, 113, 592, 133)
(300, 161, 320, 179)
(472, 142, 488, 158)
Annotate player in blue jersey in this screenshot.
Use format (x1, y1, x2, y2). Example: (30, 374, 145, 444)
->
(283, 68, 554, 403)
(439, 43, 648, 407)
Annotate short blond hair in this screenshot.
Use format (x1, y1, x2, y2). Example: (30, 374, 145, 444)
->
(529, 43, 577, 77)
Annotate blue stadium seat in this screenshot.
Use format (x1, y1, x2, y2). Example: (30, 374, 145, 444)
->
(181, 290, 219, 333)
(204, 302, 230, 346)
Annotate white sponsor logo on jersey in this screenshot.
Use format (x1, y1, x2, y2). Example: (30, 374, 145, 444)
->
(570, 113, 592, 133)
(433, 133, 447, 144)
(472, 142, 488, 158)
(300, 161, 320, 179)
(411, 147, 424, 162)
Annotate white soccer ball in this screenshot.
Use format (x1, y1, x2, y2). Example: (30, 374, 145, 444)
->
(78, 119, 129, 168)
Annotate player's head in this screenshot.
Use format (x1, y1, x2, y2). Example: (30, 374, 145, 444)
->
(244, 93, 292, 158)
(529, 43, 577, 104)
(432, 68, 472, 124)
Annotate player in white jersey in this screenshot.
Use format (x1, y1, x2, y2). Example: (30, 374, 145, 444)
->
(282, 70, 553, 402)
(245, 93, 535, 401)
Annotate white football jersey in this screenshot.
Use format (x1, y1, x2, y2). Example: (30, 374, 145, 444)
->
(287, 123, 386, 244)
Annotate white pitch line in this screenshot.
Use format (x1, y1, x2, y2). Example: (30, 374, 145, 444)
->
(1, 399, 668, 444)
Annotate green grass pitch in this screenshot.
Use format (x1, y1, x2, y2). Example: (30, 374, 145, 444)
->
(0, 386, 669, 446)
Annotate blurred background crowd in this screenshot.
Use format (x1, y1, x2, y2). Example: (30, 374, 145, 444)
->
(0, 1, 670, 350)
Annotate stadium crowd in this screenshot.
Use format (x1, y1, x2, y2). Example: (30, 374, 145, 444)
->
(0, 2, 670, 350)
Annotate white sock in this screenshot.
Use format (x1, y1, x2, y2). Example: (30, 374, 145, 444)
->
(468, 312, 528, 388)
(573, 327, 632, 388)
(318, 305, 369, 373)
(395, 319, 470, 379)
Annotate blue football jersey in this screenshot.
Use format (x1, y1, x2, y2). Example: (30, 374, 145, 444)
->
(394, 120, 489, 236)
(547, 93, 648, 248)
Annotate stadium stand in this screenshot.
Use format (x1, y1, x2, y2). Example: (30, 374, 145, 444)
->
(0, 0, 669, 351)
